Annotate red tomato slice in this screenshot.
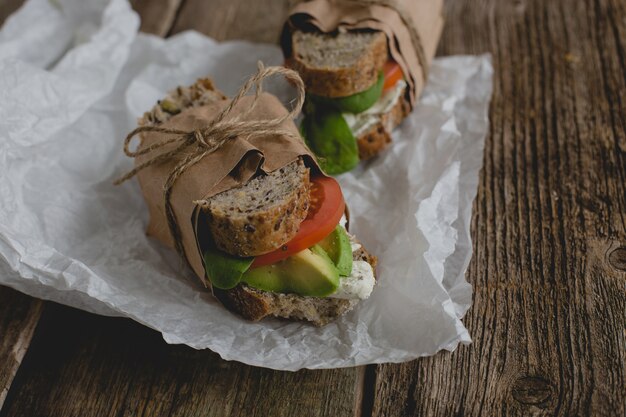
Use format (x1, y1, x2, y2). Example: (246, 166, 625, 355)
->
(383, 60, 403, 91)
(250, 176, 345, 268)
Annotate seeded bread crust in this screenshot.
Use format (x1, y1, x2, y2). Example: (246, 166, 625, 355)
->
(139, 78, 311, 258)
(356, 88, 411, 160)
(202, 160, 310, 257)
(286, 30, 388, 98)
(140, 78, 227, 126)
(213, 239, 377, 326)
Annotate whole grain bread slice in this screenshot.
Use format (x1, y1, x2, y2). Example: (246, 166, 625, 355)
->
(356, 87, 411, 160)
(202, 160, 310, 257)
(213, 238, 377, 326)
(140, 78, 311, 258)
(286, 29, 388, 98)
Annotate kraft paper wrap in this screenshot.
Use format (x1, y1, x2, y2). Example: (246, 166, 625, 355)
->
(135, 93, 318, 285)
(282, 0, 444, 106)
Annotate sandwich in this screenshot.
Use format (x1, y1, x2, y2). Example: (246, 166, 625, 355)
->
(283, 29, 410, 174)
(138, 76, 377, 326)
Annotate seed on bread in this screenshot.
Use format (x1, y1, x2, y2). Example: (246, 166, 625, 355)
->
(140, 78, 227, 126)
(286, 29, 388, 97)
(201, 159, 310, 257)
(139, 79, 311, 258)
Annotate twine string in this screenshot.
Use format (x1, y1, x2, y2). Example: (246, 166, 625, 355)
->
(114, 62, 306, 262)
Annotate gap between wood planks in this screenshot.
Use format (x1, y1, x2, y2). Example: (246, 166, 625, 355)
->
(354, 365, 377, 417)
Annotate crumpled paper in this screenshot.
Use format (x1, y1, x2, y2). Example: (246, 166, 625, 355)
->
(0, 0, 493, 370)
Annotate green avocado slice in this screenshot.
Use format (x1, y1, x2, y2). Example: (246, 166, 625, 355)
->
(318, 226, 353, 276)
(302, 111, 359, 175)
(203, 247, 254, 290)
(239, 263, 284, 293)
(242, 246, 340, 297)
(309, 72, 384, 114)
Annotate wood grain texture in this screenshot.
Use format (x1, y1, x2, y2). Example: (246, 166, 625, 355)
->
(1, 0, 625, 416)
(169, 0, 299, 43)
(0, 303, 362, 417)
(0, 287, 42, 409)
(130, 0, 184, 36)
(371, 0, 626, 416)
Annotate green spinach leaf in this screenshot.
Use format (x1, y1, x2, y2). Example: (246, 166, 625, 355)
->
(203, 248, 254, 290)
(302, 110, 360, 175)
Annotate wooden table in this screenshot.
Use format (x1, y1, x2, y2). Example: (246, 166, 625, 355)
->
(1, 0, 625, 416)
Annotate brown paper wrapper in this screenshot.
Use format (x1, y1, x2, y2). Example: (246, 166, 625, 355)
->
(282, 0, 444, 107)
(135, 93, 318, 285)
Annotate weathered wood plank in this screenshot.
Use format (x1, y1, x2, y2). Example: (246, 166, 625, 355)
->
(2, 0, 625, 416)
(371, 0, 626, 416)
(130, 0, 184, 37)
(0, 0, 23, 25)
(0, 287, 43, 409)
(169, 0, 298, 43)
(0, 303, 362, 417)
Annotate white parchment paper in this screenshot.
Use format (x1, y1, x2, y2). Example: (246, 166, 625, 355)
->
(0, 0, 493, 370)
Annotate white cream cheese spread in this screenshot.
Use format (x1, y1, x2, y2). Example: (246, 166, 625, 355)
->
(329, 225, 375, 300)
(329, 260, 375, 300)
(342, 80, 407, 137)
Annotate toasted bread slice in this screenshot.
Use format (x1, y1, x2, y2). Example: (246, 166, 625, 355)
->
(213, 239, 377, 326)
(140, 79, 311, 258)
(286, 29, 388, 98)
(356, 87, 411, 160)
